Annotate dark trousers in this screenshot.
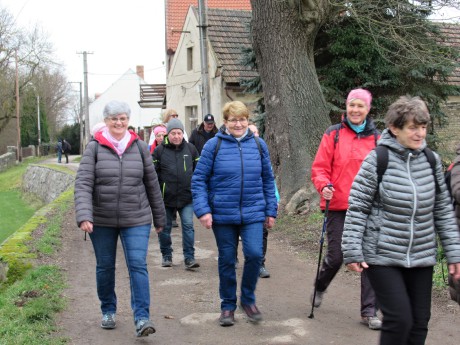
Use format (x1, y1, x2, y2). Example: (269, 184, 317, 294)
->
(64, 152, 69, 163)
(262, 226, 268, 265)
(367, 266, 433, 345)
(314, 210, 377, 316)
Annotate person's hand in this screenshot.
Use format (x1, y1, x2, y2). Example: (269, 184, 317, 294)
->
(322, 185, 335, 200)
(264, 216, 275, 229)
(449, 262, 460, 280)
(346, 262, 368, 272)
(155, 227, 163, 234)
(199, 213, 213, 229)
(80, 221, 93, 233)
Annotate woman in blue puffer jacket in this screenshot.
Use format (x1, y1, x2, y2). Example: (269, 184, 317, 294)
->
(192, 101, 277, 327)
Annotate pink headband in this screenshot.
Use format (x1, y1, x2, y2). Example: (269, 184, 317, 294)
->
(153, 126, 166, 136)
(347, 88, 372, 110)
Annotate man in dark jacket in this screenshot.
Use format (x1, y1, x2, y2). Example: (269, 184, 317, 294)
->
(62, 139, 71, 163)
(153, 118, 200, 269)
(189, 114, 218, 154)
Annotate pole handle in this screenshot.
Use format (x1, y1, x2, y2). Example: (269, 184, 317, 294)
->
(323, 183, 333, 216)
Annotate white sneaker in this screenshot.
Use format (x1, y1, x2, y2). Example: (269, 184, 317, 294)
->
(361, 316, 382, 330)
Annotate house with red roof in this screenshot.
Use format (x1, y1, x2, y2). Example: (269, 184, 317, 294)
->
(165, 6, 260, 134)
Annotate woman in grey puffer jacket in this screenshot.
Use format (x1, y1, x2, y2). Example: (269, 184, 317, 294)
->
(342, 96, 460, 345)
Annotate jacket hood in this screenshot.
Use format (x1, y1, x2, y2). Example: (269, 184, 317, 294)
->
(378, 128, 427, 158)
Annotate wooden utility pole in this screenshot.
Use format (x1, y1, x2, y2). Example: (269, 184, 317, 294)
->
(15, 49, 21, 162)
(77, 51, 93, 147)
(198, 0, 210, 119)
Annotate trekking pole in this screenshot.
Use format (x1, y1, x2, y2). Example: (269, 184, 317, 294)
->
(309, 183, 332, 319)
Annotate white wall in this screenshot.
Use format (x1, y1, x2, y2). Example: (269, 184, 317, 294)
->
(89, 69, 162, 133)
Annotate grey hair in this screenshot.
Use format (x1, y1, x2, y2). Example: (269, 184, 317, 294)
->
(103, 100, 131, 119)
(384, 96, 430, 129)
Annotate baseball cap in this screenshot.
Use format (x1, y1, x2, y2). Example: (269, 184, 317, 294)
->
(204, 114, 215, 123)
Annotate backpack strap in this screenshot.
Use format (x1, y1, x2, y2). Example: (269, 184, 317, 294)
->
(375, 146, 389, 186)
(333, 125, 341, 149)
(93, 140, 99, 163)
(135, 140, 146, 167)
(254, 136, 263, 157)
(423, 147, 440, 194)
(213, 137, 223, 161)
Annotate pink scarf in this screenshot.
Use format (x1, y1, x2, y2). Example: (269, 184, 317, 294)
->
(102, 128, 131, 156)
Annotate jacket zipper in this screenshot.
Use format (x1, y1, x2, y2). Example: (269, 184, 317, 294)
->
(238, 141, 244, 224)
(117, 154, 123, 228)
(406, 153, 416, 267)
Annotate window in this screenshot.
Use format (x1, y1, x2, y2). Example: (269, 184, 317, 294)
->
(187, 47, 193, 71)
(185, 106, 198, 134)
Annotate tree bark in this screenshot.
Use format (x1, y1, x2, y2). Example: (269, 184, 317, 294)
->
(251, 0, 332, 205)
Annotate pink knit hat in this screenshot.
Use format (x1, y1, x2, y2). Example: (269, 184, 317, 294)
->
(153, 125, 166, 136)
(346, 88, 372, 110)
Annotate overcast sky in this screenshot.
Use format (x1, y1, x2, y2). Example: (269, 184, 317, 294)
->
(1, 0, 166, 98)
(1, 0, 458, 99)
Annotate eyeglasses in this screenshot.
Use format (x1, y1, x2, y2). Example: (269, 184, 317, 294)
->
(170, 114, 179, 118)
(227, 118, 248, 124)
(107, 116, 129, 123)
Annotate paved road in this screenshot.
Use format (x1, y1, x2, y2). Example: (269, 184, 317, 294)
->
(48, 156, 460, 345)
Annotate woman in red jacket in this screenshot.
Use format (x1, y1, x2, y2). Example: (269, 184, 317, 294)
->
(310, 88, 381, 330)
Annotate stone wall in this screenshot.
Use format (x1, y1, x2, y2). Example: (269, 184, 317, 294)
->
(0, 152, 16, 173)
(22, 165, 75, 204)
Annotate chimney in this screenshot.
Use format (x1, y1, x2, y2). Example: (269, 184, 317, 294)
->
(136, 65, 144, 80)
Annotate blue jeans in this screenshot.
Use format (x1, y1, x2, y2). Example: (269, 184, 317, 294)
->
(89, 224, 151, 323)
(158, 204, 195, 260)
(212, 222, 263, 311)
(57, 149, 62, 163)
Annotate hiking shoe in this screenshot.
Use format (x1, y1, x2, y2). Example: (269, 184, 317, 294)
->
(240, 304, 263, 322)
(185, 258, 200, 269)
(101, 313, 116, 329)
(310, 290, 325, 308)
(219, 310, 235, 327)
(361, 316, 382, 330)
(136, 319, 156, 337)
(172, 219, 179, 228)
(162, 256, 172, 267)
(259, 265, 270, 278)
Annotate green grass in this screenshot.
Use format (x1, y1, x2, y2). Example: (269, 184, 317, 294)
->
(0, 190, 73, 344)
(0, 160, 73, 343)
(0, 191, 36, 244)
(0, 266, 67, 344)
(0, 159, 41, 244)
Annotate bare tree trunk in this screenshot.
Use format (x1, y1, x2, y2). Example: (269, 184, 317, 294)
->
(251, 0, 332, 205)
